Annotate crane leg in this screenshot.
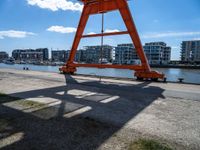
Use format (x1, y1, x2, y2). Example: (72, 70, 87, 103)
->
(60, 0, 165, 80)
(59, 5, 90, 74)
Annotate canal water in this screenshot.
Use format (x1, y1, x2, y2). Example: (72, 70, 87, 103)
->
(0, 63, 200, 84)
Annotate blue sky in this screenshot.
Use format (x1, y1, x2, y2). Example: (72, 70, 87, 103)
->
(0, 0, 200, 60)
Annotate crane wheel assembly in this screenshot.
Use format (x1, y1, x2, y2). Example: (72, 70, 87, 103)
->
(59, 0, 165, 81)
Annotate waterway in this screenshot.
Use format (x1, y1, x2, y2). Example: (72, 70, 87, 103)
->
(0, 63, 200, 84)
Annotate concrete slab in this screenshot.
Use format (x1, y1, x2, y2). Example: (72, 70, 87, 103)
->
(0, 68, 200, 150)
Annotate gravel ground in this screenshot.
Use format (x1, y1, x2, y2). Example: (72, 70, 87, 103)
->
(0, 68, 200, 150)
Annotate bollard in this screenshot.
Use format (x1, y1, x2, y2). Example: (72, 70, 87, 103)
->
(178, 78, 184, 83)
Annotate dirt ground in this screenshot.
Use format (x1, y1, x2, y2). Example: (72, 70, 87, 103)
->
(0, 68, 200, 150)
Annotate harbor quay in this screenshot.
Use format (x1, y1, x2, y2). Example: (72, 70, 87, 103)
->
(0, 68, 200, 149)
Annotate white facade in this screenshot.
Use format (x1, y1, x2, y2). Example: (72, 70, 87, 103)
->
(114, 42, 171, 65)
(143, 42, 171, 65)
(181, 40, 200, 62)
(114, 43, 139, 64)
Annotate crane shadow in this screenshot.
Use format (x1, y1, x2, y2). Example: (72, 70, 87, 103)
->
(0, 74, 165, 150)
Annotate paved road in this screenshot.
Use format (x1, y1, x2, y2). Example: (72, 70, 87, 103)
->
(0, 68, 200, 150)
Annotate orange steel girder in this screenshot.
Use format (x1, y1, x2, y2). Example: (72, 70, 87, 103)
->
(60, 0, 165, 80)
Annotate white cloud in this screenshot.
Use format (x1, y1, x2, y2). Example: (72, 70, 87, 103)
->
(85, 29, 120, 35)
(171, 46, 179, 49)
(47, 26, 77, 33)
(105, 29, 120, 33)
(192, 38, 200, 41)
(142, 31, 200, 39)
(0, 30, 35, 39)
(27, 0, 83, 12)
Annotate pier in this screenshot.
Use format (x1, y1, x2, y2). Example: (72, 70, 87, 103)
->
(0, 68, 200, 149)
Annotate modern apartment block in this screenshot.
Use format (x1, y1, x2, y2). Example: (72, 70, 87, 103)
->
(63, 49, 87, 63)
(36, 48, 49, 61)
(74, 49, 87, 62)
(143, 42, 171, 65)
(84, 45, 113, 63)
(12, 48, 49, 62)
(114, 42, 171, 65)
(114, 43, 139, 64)
(51, 50, 67, 62)
(51, 43, 171, 65)
(0, 51, 9, 62)
(181, 40, 200, 62)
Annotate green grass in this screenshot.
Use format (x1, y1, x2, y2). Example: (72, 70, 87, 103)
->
(0, 93, 46, 132)
(0, 93, 45, 108)
(13, 100, 46, 108)
(128, 139, 173, 150)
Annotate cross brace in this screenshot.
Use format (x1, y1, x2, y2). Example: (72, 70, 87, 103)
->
(60, 0, 165, 80)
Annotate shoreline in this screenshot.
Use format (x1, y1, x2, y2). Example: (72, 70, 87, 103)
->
(0, 68, 200, 150)
(1, 63, 200, 69)
(1, 63, 200, 85)
(0, 67, 200, 85)
(151, 64, 200, 69)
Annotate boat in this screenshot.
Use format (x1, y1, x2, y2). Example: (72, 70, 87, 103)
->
(4, 58, 15, 65)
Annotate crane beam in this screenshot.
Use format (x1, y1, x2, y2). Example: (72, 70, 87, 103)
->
(60, 0, 165, 80)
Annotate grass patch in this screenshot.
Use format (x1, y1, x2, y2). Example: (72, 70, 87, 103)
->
(14, 100, 46, 108)
(0, 93, 45, 109)
(128, 139, 173, 150)
(13, 100, 46, 108)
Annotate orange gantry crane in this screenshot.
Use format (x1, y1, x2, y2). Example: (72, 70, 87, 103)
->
(60, 0, 165, 81)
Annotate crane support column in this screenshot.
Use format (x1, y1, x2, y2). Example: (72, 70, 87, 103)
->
(63, 5, 91, 74)
(116, 0, 150, 72)
(60, 0, 165, 81)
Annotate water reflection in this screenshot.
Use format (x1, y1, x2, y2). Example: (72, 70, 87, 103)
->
(156, 68, 200, 83)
